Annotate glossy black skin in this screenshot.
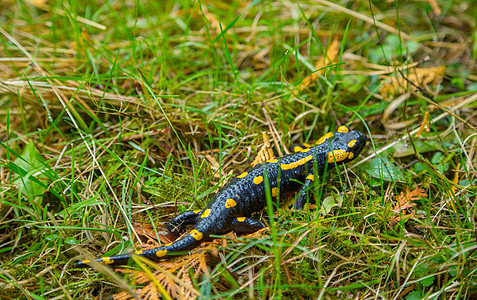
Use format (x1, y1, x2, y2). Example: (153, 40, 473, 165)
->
(76, 126, 366, 268)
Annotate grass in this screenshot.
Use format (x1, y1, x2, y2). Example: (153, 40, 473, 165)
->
(1, 0, 476, 299)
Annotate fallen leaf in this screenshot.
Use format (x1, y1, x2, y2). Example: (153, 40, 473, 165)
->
(448, 163, 460, 212)
(113, 244, 219, 300)
(379, 66, 445, 98)
(251, 131, 275, 166)
(414, 111, 431, 138)
(25, 0, 47, 8)
(366, 156, 405, 182)
(389, 187, 427, 226)
(319, 193, 343, 215)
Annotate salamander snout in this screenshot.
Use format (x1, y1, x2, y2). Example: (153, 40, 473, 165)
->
(328, 126, 367, 163)
(345, 130, 367, 161)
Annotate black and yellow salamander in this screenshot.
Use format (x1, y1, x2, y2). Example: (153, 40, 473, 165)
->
(76, 125, 366, 268)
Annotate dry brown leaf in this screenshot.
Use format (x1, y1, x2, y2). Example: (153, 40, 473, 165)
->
(390, 187, 427, 226)
(132, 221, 177, 248)
(116, 269, 153, 285)
(197, 3, 222, 34)
(112, 228, 269, 299)
(205, 153, 234, 189)
(113, 280, 159, 300)
(132, 222, 161, 245)
(251, 131, 275, 166)
(394, 187, 427, 212)
(205, 153, 221, 174)
(296, 39, 340, 93)
(242, 227, 269, 239)
(414, 111, 431, 138)
(121, 78, 144, 93)
(379, 66, 445, 99)
(69, 27, 91, 52)
(448, 163, 460, 212)
(381, 93, 419, 130)
(391, 212, 417, 224)
(25, 0, 47, 8)
(113, 245, 216, 300)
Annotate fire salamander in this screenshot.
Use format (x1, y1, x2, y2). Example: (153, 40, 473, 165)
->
(76, 125, 366, 268)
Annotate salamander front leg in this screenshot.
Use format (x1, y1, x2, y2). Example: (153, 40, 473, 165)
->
(164, 210, 202, 238)
(294, 174, 317, 210)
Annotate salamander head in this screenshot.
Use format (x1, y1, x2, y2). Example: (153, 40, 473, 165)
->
(318, 125, 367, 164)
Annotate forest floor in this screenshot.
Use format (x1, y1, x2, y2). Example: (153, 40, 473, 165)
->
(1, 0, 476, 299)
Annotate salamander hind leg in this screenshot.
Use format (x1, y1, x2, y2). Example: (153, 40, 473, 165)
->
(230, 217, 267, 234)
(164, 210, 202, 238)
(140, 229, 208, 259)
(294, 174, 317, 210)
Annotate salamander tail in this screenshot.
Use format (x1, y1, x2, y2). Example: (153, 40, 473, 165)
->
(76, 229, 207, 268)
(76, 253, 132, 268)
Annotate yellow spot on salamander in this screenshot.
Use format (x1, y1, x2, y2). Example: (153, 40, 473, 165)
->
(237, 217, 246, 222)
(134, 250, 143, 255)
(294, 146, 303, 152)
(237, 172, 248, 178)
(225, 198, 237, 208)
(253, 176, 264, 184)
(306, 174, 314, 181)
(267, 159, 278, 163)
(81, 259, 91, 264)
(156, 249, 167, 257)
(348, 139, 356, 148)
(102, 257, 113, 265)
(281, 155, 313, 170)
(193, 209, 201, 214)
(316, 132, 333, 145)
(294, 146, 310, 153)
(348, 152, 354, 160)
(303, 143, 312, 148)
(201, 209, 211, 218)
(165, 242, 173, 246)
(337, 126, 350, 133)
(190, 229, 203, 241)
(272, 187, 279, 197)
(327, 150, 349, 163)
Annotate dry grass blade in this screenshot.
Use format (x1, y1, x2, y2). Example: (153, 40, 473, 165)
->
(353, 92, 477, 168)
(381, 93, 418, 130)
(1, 0, 476, 298)
(447, 163, 461, 212)
(311, 0, 414, 41)
(424, 0, 442, 15)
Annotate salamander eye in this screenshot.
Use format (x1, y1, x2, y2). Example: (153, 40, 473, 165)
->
(337, 126, 350, 133)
